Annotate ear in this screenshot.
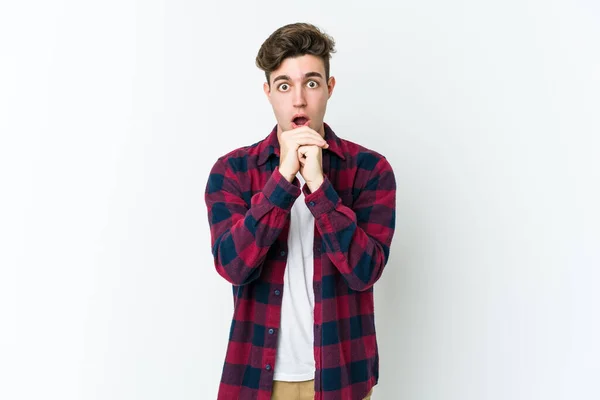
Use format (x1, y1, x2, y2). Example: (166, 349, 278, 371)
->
(327, 76, 336, 98)
(263, 82, 271, 102)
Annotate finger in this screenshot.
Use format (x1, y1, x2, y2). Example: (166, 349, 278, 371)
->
(297, 146, 319, 160)
(289, 126, 320, 135)
(294, 141, 328, 149)
(291, 135, 328, 147)
(297, 147, 308, 157)
(289, 131, 323, 139)
(283, 128, 327, 141)
(288, 129, 326, 142)
(298, 144, 320, 150)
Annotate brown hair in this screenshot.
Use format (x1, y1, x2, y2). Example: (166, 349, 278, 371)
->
(256, 23, 336, 86)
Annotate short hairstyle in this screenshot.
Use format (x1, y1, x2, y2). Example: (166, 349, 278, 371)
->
(255, 22, 336, 86)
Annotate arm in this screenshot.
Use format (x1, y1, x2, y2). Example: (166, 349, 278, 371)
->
(304, 156, 396, 291)
(205, 158, 301, 285)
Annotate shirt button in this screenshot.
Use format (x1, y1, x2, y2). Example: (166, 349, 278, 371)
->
(309, 201, 315, 206)
(265, 364, 272, 371)
(280, 250, 286, 256)
(268, 328, 274, 335)
(274, 289, 281, 296)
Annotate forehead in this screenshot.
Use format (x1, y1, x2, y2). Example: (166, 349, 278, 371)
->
(271, 54, 326, 81)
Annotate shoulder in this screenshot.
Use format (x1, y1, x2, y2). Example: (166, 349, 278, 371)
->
(205, 138, 266, 195)
(210, 137, 265, 172)
(339, 136, 393, 173)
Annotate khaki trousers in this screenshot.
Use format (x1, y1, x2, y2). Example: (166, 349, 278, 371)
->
(271, 380, 373, 400)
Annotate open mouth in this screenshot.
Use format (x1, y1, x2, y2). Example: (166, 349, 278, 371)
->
(292, 116, 310, 128)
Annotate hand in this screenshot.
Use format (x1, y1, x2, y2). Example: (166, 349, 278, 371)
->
(278, 126, 328, 182)
(297, 145, 324, 192)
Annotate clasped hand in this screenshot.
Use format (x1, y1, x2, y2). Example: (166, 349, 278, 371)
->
(278, 126, 328, 193)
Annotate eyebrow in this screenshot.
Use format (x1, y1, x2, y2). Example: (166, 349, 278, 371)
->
(272, 72, 324, 84)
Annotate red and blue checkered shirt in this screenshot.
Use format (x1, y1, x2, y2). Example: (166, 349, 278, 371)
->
(205, 123, 397, 400)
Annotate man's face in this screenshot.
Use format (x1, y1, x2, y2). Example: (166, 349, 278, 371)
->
(263, 54, 335, 137)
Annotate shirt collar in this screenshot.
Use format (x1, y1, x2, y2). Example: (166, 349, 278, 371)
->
(257, 122, 346, 166)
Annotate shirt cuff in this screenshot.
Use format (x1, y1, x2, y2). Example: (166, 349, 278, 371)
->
(262, 167, 301, 211)
(303, 174, 341, 218)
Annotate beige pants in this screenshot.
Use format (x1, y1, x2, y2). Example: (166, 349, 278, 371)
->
(271, 380, 373, 400)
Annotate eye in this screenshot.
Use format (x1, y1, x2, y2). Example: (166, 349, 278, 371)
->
(307, 80, 319, 88)
(278, 83, 290, 92)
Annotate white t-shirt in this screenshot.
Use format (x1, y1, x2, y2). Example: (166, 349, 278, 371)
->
(273, 172, 316, 381)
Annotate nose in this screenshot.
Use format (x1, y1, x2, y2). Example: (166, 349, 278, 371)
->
(293, 86, 306, 108)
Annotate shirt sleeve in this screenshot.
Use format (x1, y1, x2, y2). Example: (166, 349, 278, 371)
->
(303, 156, 396, 291)
(205, 158, 301, 285)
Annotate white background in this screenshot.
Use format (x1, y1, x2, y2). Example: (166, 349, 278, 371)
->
(1, 1, 599, 399)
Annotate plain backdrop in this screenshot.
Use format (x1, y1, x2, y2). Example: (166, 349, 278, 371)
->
(1, 1, 599, 399)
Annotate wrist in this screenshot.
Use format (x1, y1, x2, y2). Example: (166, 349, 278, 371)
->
(306, 176, 324, 193)
(278, 167, 295, 182)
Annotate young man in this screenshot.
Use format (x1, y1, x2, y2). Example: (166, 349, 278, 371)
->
(205, 23, 396, 400)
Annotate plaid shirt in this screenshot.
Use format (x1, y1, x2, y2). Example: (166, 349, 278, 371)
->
(205, 123, 396, 400)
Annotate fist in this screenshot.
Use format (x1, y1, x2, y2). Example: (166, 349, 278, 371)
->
(297, 145, 324, 192)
